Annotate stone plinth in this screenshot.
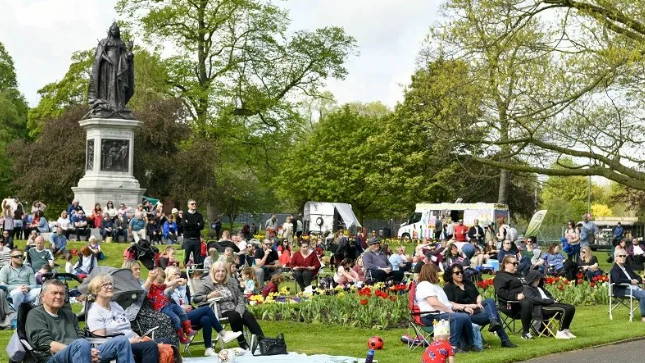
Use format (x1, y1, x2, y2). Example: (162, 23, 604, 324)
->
(72, 118, 145, 209)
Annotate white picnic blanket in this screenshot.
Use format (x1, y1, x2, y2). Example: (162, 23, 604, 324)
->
(183, 352, 366, 363)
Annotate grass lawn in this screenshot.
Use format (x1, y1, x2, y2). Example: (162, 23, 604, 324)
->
(0, 240, 643, 362)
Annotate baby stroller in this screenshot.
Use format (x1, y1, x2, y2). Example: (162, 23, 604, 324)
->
(127, 239, 159, 270)
(77, 266, 144, 313)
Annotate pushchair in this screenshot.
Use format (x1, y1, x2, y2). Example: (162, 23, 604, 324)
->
(127, 239, 159, 270)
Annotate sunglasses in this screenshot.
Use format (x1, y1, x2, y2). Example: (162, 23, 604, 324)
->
(617, 255, 627, 258)
(508, 262, 519, 266)
(189, 203, 196, 205)
(11, 255, 22, 259)
(452, 271, 463, 275)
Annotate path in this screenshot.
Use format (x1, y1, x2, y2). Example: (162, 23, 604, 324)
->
(521, 340, 644, 363)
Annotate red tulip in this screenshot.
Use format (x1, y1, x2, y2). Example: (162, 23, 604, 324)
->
(360, 299, 368, 305)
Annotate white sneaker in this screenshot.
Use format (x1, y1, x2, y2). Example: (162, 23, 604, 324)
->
(220, 330, 243, 344)
(555, 331, 570, 339)
(564, 329, 576, 338)
(204, 347, 217, 356)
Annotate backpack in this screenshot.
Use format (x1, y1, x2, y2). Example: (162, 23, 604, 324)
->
(503, 226, 518, 242)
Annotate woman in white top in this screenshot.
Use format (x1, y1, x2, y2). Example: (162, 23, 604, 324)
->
(56, 210, 72, 239)
(564, 220, 581, 263)
(105, 200, 118, 220)
(164, 265, 241, 356)
(415, 263, 477, 352)
(86, 274, 160, 363)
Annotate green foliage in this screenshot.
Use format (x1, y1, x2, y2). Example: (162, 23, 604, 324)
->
(0, 42, 18, 90)
(273, 103, 388, 222)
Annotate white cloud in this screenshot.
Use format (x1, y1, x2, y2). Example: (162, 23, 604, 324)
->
(0, 0, 440, 107)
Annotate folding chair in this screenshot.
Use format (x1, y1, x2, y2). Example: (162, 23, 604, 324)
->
(497, 299, 522, 334)
(183, 266, 249, 355)
(407, 281, 433, 350)
(609, 277, 637, 321)
(532, 308, 562, 337)
(10, 303, 36, 363)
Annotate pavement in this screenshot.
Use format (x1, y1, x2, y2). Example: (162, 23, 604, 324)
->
(520, 339, 645, 362)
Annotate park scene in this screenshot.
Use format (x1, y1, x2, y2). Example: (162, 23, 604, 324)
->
(2, 0, 645, 362)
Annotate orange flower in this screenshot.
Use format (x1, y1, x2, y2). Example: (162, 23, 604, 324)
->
(360, 299, 368, 305)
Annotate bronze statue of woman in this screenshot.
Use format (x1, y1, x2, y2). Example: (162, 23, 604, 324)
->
(86, 22, 135, 119)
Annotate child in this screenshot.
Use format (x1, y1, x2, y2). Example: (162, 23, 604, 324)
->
(261, 273, 284, 298)
(147, 267, 198, 344)
(64, 252, 74, 274)
(35, 264, 52, 284)
(522, 270, 577, 339)
(240, 267, 257, 295)
(422, 319, 454, 363)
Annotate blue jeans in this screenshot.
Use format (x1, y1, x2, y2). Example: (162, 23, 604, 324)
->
(469, 298, 510, 342)
(162, 303, 188, 330)
(627, 288, 645, 316)
(188, 305, 223, 349)
(47, 336, 134, 363)
(421, 312, 474, 347)
(568, 244, 581, 264)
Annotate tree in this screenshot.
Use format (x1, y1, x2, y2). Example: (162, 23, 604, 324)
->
(368, 59, 537, 220)
(0, 42, 29, 198)
(9, 99, 194, 214)
(427, 0, 645, 190)
(273, 104, 388, 223)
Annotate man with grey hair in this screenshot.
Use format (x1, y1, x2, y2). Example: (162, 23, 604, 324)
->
(26, 279, 135, 363)
(128, 212, 147, 242)
(580, 213, 598, 248)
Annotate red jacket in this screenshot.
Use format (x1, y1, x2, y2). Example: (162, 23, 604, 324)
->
(147, 283, 170, 311)
(289, 250, 321, 273)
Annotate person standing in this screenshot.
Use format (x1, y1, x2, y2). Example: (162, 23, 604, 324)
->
(265, 214, 278, 239)
(579, 213, 598, 248)
(467, 219, 485, 246)
(454, 219, 468, 243)
(181, 199, 204, 267)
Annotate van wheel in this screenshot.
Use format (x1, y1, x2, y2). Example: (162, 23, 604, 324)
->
(401, 233, 410, 240)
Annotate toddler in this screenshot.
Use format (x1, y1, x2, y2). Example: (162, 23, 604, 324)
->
(261, 273, 284, 298)
(147, 267, 197, 344)
(64, 252, 74, 274)
(422, 320, 454, 363)
(35, 264, 52, 285)
(240, 267, 258, 295)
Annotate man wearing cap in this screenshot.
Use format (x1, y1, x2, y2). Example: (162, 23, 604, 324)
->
(363, 239, 404, 283)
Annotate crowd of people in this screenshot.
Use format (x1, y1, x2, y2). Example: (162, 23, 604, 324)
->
(3, 200, 645, 363)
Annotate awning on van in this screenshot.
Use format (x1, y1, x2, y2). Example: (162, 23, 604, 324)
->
(334, 203, 362, 229)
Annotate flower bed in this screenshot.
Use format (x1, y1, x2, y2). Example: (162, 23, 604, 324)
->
(249, 275, 611, 329)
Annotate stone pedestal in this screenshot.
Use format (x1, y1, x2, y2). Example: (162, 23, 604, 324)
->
(72, 118, 145, 209)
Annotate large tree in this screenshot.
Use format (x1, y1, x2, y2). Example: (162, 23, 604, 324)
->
(116, 0, 357, 219)
(428, 0, 645, 190)
(0, 42, 29, 198)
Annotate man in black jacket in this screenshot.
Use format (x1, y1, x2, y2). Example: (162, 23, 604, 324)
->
(610, 251, 645, 322)
(182, 199, 204, 267)
(493, 255, 535, 339)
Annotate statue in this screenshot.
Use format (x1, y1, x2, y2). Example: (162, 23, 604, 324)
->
(85, 22, 135, 119)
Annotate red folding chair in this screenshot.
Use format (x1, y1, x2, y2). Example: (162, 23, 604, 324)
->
(407, 281, 434, 350)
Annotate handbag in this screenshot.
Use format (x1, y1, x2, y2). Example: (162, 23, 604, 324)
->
(253, 333, 287, 356)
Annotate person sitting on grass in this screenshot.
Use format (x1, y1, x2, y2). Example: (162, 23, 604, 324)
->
(261, 273, 285, 298)
(73, 245, 98, 279)
(334, 257, 360, 287)
(49, 227, 68, 257)
(522, 270, 577, 339)
(147, 267, 197, 344)
(27, 236, 54, 272)
(610, 250, 645, 323)
(241, 267, 258, 295)
(26, 279, 135, 363)
(88, 235, 106, 260)
(422, 319, 454, 363)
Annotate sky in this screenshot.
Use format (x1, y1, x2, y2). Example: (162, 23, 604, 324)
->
(0, 0, 442, 108)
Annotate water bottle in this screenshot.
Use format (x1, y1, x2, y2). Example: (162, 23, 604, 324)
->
(365, 349, 375, 363)
(11, 317, 17, 330)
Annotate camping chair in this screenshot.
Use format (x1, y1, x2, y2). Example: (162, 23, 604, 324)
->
(497, 298, 522, 334)
(183, 266, 249, 355)
(609, 276, 638, 322)
(407, 281, 433, 350)
(532, 308, 563, 338)
(9, 303, 36, 363)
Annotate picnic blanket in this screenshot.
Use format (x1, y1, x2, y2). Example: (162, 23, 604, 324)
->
(182, 352, 370, 363)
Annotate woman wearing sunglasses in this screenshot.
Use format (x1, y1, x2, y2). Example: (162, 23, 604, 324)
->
(443, 263, 516, 348)
(610, 250, 645, 323)
(493, 255, 535, 339)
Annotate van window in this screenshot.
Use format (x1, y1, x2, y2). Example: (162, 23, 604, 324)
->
(408, 213, 422, 225)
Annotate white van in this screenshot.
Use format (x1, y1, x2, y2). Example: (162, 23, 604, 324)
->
(397, 202, 510, 239)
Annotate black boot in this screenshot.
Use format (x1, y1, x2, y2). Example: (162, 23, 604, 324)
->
(488, 318, 502, 332)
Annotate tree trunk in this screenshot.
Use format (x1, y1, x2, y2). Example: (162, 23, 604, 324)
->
(498, 169, 510, 205)
(207, 202, 217, 224)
